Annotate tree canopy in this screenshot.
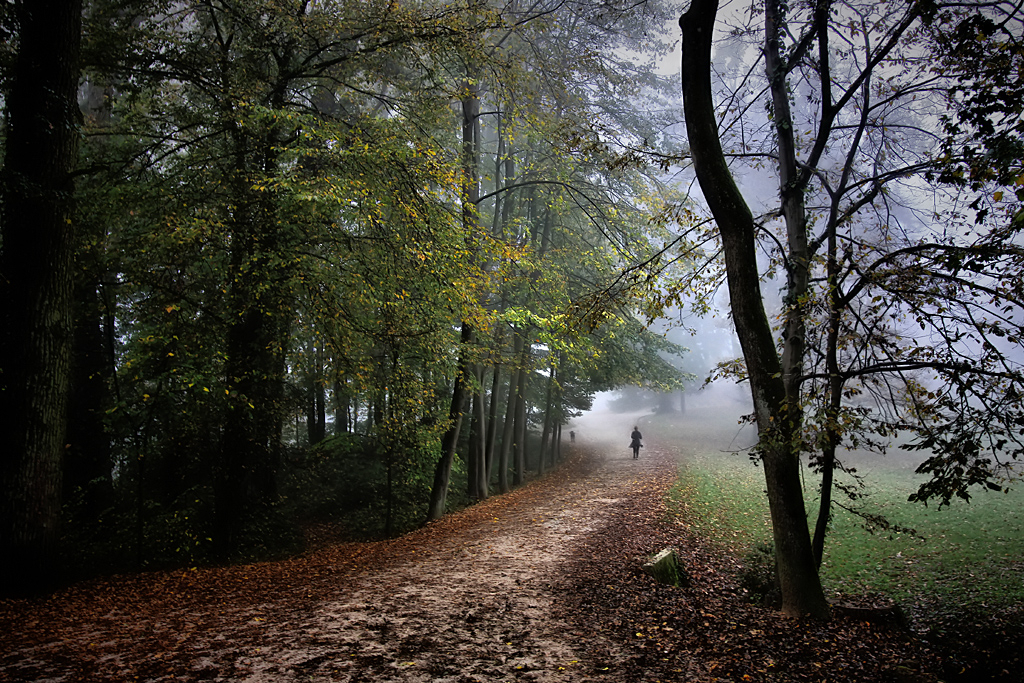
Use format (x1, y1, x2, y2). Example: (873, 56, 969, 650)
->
(0, 0, 688, 592)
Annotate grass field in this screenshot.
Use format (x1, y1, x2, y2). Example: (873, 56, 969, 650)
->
(648, 401, 1024, 612)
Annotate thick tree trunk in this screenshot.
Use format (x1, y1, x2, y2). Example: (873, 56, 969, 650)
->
(0, 0, 83, 595)
(217, 297, 288, 554)
(680, 0, 830, 619)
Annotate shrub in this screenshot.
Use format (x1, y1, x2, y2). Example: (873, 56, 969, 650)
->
(737, 541, 780, 608)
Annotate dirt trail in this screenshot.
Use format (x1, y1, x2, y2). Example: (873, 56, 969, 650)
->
(0, 411, 675, 683)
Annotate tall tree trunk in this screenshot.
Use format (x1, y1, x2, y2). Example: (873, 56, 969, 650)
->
(497, 333, 523, 494)
(513, 340, 530, 486)
(467, 367, 483, 501)
(474, 366, 489, 499)
(218, 291, 288, 554)
(65, 280, 115, 515)
(812, 35, 873, 568)
(306, 342, 326, 446)
(538, 360, 555, 474)
(0, 0, 83, 595)
(513, 382, 527, 485)
(484, 358, 502, 491)
(427, 323, 474, 520)
(427, 74, 482, 518)
(334, 379, 350, 435)
(65, 68, 118, 522)
(680, 0, 830, 619)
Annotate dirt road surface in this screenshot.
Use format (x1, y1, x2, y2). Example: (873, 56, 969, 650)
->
(0, 408, 946, 683)
(0, 411, 686, 683)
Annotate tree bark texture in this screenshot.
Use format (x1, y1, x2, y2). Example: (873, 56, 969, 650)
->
(0, 0, 83, 595)
(497, 333, 523, 494)
(467, 366, 486, 501)
(484, 359, 502, 488)
(680, 0, 830, 619)
(426, 323, 474, 521)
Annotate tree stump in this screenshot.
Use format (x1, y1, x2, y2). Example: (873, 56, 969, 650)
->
(642, 548, 689, 587)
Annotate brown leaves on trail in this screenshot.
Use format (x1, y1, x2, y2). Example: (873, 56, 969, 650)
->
(0, 440, 1009, 682)
(551, 448, 946, 683)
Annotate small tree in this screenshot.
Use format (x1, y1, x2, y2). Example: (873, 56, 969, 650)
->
(678, 0, 1024, 617)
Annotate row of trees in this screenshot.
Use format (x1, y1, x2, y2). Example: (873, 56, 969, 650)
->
(677, 0, 1024, 618)
(0, 0, 691, 594)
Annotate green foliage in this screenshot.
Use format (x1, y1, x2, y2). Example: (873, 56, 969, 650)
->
(737, 543, 779, 608)
(281, 432, 441, 539)
(60, 482, 218, 576)
(14, 0, 691, 581)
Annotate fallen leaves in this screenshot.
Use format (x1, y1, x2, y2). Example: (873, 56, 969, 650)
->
(0, 441, 1019, 682)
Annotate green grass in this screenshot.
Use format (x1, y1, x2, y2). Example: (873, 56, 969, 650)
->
(664, 449, 772, 554)
(653, 409, 1024, 610)
(816, 472, 1024, 607)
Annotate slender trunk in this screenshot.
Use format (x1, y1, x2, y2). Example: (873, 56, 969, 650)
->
(314, 346, 326, 444)
(428, 73, 482, 517)
(552, 351, 565, 463)
(484, 359, 502, 489)
(467, 367, 484, 500)
(334, 379, 350, 435)
(513, 339, 530, 485)
(0, 0, 83, 595)
(813, 47, 873, 568)
(305, 344, 317, 446)
(538, 360, 555, 474)
(426, 323, 474, 520)
(306, 343, 326, 446)
(498, 333, 522, 494)
(680, 0, 829, 619)
(812, 426, 838, 568)
(474, 366, 489, 499)
(513, 381, 527, 485)
(766, 0, 811, 411)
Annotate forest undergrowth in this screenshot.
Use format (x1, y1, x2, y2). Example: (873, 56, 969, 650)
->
(0, 423, 1017, 682)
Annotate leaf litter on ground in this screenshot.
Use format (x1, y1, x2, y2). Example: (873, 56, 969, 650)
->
(0, 438, 1020, 682)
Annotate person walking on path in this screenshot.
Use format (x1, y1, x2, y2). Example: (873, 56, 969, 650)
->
(629, 426, 643, 459)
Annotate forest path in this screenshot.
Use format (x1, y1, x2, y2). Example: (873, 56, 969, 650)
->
(0, 410, 680, 683)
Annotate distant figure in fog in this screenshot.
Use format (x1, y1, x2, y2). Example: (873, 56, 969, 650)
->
(629, 426, 643, 459)
(569, 430, 575, 443)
